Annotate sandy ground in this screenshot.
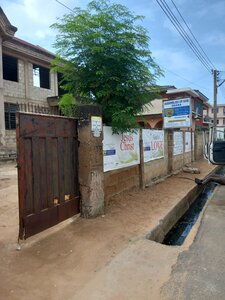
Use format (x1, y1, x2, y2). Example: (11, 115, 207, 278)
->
(0, 159, 216, 300)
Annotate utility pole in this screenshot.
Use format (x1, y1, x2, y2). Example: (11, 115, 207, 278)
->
(213, 69, 225, 130)
(213, 69, 217, 128)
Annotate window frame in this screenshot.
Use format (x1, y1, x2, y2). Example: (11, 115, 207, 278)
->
(33, 64, 50, 89)
(3, 54, 18, 82)
(4, 102, 18, 130)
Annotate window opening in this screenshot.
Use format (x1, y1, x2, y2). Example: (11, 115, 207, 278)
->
(4, 103, 18, 130)
(3, 54, 18, 82)
(33, 64, 50, 89)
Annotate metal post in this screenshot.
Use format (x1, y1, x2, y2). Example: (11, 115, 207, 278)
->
(213, 69, 217, 129)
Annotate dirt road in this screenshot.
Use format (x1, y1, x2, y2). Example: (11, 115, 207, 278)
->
(0, 160, 216, 300)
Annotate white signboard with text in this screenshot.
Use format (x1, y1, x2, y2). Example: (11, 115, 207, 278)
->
(163, 98, 191, 128)
(173, 131, 183, 156)
(185, 132, 191, 152)
(143, 129, 164, 162)
(103, 126, 140, 172)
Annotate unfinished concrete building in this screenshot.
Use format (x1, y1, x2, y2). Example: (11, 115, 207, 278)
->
(0, 7, 59, 158)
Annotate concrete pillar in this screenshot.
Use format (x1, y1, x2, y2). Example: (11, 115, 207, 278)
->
(24, 59, 30, 100)
(167, 129, 173, 174)
(0, 36, 5, 146)
(139, 129, 145, 190)
(78, 105, 104, 217)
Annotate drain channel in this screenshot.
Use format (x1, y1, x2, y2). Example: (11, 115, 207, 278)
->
(161, 167, 225, 246)
(162, 182, 217, 246)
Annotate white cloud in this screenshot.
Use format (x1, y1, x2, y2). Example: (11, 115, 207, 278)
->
(1, 0, 83, 50)
(153, 48, 198, 73)
(202, 31, 225, 47)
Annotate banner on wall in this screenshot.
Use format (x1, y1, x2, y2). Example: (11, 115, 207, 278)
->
(185, 132, 191, 152)
(143, 129, 164, 162)
(163, 98, 191, 128)
(103, 126, 140, 172)
(173, 131, 183, 156)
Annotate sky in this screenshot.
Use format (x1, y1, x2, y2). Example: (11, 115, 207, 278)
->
(1, 0, 225, 104)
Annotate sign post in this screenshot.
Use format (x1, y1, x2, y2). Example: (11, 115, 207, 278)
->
(163, 98, 191, 129)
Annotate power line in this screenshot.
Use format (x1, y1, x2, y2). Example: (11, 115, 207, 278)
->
(156, 0, 213, 73)
(163, 67, 209, 91)
(55, 0, 74, 13)
(170, 0, 215, 70)
(158, 0, 212, 72)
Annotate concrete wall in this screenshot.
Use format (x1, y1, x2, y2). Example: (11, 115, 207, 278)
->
(144, 132, 168, 184)
(104, 165, 139, 203)
(104, 129, 203, 202)
(172, 154, 184, 172)
(0, 40, 58, 156)
(195, 131, 203, 160)
(184, 151, 192, 164)
(3, 60, 57, 103)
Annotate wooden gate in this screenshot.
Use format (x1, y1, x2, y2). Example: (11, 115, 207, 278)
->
(17, 113, 79, 239)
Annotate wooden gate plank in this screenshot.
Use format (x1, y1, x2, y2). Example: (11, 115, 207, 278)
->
(17, 113, 80, 239)
(24, 138, 33, 215)
(46, 137, 54, 208)
(39, 138, 48, 210)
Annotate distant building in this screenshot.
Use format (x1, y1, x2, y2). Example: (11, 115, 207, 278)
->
(0, 7, 59, 158)
(137, 86, 211, 130)
(207, 104, 225, 126)
(136, 86, 175, 129)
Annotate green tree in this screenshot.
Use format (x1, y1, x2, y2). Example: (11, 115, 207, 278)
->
(51, 0, 163, 132)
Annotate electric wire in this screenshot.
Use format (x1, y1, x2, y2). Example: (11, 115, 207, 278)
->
(157, 0, 212, 72)
(170, 0, 215, 70)
(160, 65, 209, 92)
(156, 0, 213, 73)
(55, 0, 216, 93)
(161, 0, 213, 72)
(55, 0, 74, 13)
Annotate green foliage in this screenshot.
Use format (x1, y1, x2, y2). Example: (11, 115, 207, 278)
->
(59, 93, 77, 117)
(51, 0, 163, 132)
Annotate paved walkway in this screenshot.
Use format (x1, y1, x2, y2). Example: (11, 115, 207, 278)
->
(75, 180, 225, 300)
(161, 185, 225, 300)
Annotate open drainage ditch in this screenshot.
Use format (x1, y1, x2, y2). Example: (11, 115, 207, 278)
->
(162, 182, 217, 246)
(147, 167, 225, 246)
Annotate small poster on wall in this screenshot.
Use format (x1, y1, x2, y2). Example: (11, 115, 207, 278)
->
(173, 131, 183, 156)
(143, 129, 164, 162)
(185, 132, 191, 152)
(103, 126, 140, 172)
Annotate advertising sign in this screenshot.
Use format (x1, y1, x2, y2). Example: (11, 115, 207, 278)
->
(173, 131, 183, 156)
(163, 98, 191, 128)
(185, 132, 191, 152)
(143, 129, 164, 162)
(103, 126, 140, 172)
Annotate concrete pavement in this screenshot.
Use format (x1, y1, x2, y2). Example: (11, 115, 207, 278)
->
(75, 183, 225, 300)
(161, 185, 225, 300)
(1, 160, 224, 300)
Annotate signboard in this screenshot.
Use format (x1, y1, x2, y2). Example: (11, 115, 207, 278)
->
(143, 129, 164, 162)
(185, 132, 191, 152)
(103, 126, 140, 172)
(173, 131, 183, 156)
(91, 116, 102, 137)
(163, 98, 191, 128)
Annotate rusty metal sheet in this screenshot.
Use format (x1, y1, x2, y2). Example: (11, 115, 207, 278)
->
(19, 113, 77, 138)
